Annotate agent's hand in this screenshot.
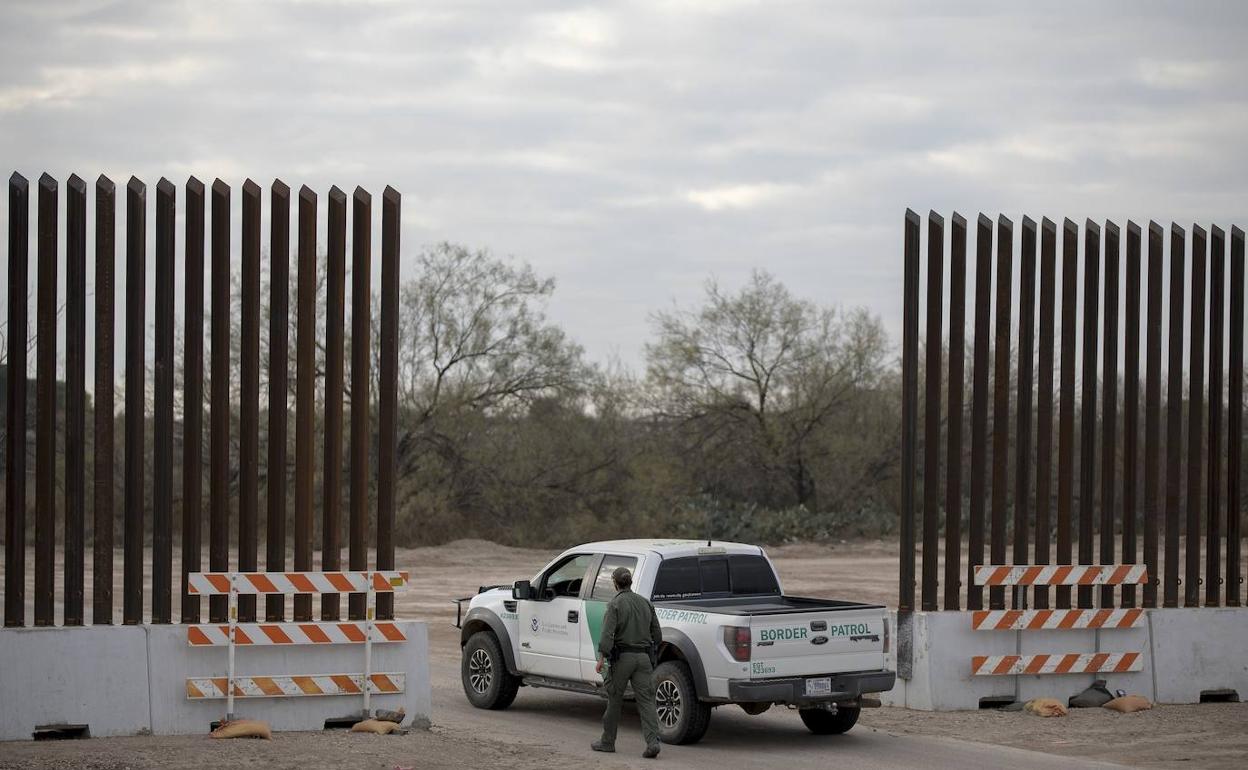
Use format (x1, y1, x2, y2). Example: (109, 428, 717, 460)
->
(595, 659, 604, 674)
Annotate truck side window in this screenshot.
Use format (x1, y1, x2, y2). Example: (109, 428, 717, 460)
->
(590, 555, 638, 600)
(541, 554, 594, 599)
(652, 557, 701, 600)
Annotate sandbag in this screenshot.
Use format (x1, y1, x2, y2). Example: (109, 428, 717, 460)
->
(1023, 697, 1068, 717)
(351, 718, 400, 735)
(1103, 695, 1152, 713)
(1068, 679, 1114, 708)
(374, 707, 406, 724)
(211, 719, 272, 739)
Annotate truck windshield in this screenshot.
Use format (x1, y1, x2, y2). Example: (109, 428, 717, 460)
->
(651, 555, 780, 600)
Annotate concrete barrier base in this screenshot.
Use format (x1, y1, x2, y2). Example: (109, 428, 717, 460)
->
(882, 608, 1248, 710)
(0, 621, 431, 741)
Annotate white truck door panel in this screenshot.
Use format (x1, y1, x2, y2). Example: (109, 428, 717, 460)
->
(518, 552, 594, 680)
(518, 596, 584, 679)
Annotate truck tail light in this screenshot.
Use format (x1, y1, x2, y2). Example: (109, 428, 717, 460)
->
(723, 626, 751, 662)
(883, 615, 891, 654)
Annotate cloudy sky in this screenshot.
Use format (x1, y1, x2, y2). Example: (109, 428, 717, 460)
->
(2, 0, 1247, 373)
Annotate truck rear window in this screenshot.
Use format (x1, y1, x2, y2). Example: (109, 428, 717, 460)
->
(652, 555, 780, 600)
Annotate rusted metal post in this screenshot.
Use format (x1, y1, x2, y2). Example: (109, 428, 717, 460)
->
(1164, 224, 1186, 608)
(323, 186, 347, 621)
(990, 215, 1012, 611)
(944, 213, 966, 611)
(349, 188, 372, 621)
(182, 177, 204, 624)
(1122, 223, 1142, 608)
(378, 186, 401, 621)
(153, 178, 176, 624)
(65, 175, 87, 626)
(1229, 226, 1245, 607)
(921, 212, 943, 612)
(35, 174, 57, 627)
(209, 179, 231, 624)
(1035, 218, 1057, 609)
(1057, 219, 1079, 610)
(239, 180, 261, 624)
(1100, 222, 1120, 608)
(93, 176, 115, 625)
(5, 174, 28, 628)
(899, 210, 920, 613)
(123, 176, 146, 625)
(294, 186, 317, 622)
(267, 180, 291, 623)
(1207, 226, 1225, 607)
(968, 214, 993, 612)
(1078, 220, 1100, 609)
(1015, 217, 1036, 608)
(1143, 222, 1164, 609)
(1186, 226, 1206, 608)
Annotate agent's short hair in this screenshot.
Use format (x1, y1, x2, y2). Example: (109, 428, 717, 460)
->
(612, 566, 633, 588)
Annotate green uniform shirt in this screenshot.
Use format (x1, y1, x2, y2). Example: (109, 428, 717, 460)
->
(597, 587, 662, 660)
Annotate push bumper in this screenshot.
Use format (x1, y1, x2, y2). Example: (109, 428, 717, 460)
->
(727, 669, 896, 706)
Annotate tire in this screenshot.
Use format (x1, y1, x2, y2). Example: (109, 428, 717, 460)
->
(799, 705, 860, 735)
(653, 660, 712, 745)
(462, 631, 521, 710)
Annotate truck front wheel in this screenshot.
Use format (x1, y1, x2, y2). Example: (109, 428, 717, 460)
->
(799, 705, 860, 735)
(462, 631, 521, 710)
(653, 660, 712, 745)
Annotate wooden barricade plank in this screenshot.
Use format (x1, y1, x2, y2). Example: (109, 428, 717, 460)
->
(971, 608, 1144, 631)
(186, 673, 405, 699)
(188, 622, 407, 646)
(972, 652, 1142, 676)
(187, 571, 410, 595)
(973, 564, 1147, 587)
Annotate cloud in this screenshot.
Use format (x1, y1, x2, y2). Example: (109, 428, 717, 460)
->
(684, 182, 790, 211)
(0, 57, 211, 112)
(0, 0, 1246, 373)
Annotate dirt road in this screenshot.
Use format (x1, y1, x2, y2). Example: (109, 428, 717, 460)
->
(2, 538, 1245, 768)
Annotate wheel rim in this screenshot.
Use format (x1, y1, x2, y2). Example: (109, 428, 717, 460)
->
(468, 648, 493, 694)
(656, 680, 682, 728)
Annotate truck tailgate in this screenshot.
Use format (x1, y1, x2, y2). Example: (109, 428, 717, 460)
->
(748, 607, 886, 678)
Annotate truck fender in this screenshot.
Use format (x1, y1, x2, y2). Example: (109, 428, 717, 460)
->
(461, 607, 519, 676)
(660, 628, 710, 700)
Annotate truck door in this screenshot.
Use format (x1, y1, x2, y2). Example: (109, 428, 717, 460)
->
(518, 553, 594, 680)
(580, 554, 640, 682)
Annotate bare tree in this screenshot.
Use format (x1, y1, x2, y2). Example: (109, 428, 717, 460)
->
(645, 270, 888, 509)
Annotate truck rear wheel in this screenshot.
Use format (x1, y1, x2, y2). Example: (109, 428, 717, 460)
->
(799, 705, 860, 735)
(653, 660, 712, 745)
(462, 631, 520, 710)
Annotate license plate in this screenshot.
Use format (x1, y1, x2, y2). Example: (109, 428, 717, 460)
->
(805, 677, 832, 696)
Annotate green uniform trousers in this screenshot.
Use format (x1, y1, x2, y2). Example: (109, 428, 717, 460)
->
(600, 652, 659, 748)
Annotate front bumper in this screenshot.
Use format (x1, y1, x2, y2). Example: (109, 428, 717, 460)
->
(727, 669, 895, 706)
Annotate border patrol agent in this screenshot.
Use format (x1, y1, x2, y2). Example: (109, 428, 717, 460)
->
(592, 566, 661, 759)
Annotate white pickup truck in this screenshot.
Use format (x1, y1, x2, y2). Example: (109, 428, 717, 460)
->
(455, 539, 894, 744)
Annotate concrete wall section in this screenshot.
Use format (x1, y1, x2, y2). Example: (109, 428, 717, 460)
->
(0, 622, 432, 740)
(882, 608, 1246, 710)
(1150, 608, 1248, 703)
(0, 626, 152, 741)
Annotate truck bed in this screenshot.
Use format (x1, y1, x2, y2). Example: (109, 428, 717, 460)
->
(654, 595, 884, 616)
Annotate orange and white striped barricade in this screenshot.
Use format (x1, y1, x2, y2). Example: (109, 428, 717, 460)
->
(969, 564, 1147, 676)
(187, 570, 410, 719)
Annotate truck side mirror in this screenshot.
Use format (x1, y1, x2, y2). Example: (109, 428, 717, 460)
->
(513, 580, 534, 601)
